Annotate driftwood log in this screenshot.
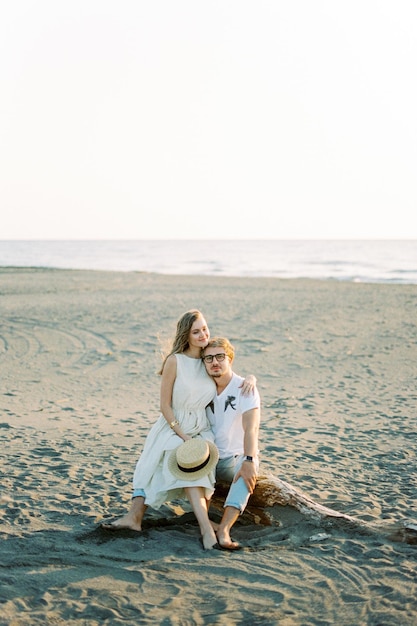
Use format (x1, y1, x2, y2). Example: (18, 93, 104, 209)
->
(213, 473, 417, 545)
(214, 473, 357, 525)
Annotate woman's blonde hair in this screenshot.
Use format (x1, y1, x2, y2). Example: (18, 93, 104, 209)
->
(158, 309, 205, 375)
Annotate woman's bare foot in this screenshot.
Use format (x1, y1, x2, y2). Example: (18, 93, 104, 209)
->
(202, 528, 218, 550)
(101, 513, 142, 532)
(101, 497, 147, 532)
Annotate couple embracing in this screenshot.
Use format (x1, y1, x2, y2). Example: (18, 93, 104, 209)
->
(102, 310, 261, 551)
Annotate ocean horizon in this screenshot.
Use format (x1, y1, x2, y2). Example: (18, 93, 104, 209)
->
(0, 239, 416, 284)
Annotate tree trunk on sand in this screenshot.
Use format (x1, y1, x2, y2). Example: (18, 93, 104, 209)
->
(213, 473, 417, 545)
(214, 473, 357, 524)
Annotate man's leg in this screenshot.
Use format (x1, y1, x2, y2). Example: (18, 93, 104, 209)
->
(216, 506, 241, 549)
(215, 455, 258, 549)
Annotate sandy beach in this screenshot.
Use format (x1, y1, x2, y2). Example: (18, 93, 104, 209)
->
(1, 268, 416, 625)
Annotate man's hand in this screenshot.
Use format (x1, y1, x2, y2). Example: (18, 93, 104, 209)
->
(233, 460, 257, 493)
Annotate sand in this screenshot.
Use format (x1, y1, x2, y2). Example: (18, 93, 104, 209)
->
(1, 268, 416, 625)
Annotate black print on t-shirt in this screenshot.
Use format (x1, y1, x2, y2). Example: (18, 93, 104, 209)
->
(224, 395, 236, 411)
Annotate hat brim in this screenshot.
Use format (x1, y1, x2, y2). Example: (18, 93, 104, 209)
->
(168, 439, 219, 481)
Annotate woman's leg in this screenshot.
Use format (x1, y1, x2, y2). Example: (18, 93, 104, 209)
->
(185, 486, 217, 549)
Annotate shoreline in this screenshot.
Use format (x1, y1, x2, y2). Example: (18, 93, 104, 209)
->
(1, 264, 416, 285)
(4, 264, 416, 280)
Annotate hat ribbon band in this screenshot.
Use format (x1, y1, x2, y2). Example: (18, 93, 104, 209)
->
(177, 455, 211, 474)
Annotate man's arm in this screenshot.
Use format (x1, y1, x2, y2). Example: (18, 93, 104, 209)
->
(233, 407, 260, 492)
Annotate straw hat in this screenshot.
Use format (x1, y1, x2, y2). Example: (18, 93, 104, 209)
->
(168, 438, 219, 481)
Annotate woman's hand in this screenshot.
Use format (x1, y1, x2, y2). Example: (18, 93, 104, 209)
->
(239, 374, 257, 396)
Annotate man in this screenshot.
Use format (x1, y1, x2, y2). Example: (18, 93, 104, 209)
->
(202, 337, 261, 551)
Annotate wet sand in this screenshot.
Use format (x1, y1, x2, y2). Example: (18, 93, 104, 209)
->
(1, 268, 416, 625)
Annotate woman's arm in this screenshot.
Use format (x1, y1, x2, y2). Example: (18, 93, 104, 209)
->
(160, 354, 191, 441)
(239, 374, 257, 396)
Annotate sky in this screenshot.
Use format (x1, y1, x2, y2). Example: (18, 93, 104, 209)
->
(1, 1, 416, 240)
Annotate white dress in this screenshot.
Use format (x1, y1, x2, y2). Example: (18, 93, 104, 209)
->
(132, 353, 216, 509)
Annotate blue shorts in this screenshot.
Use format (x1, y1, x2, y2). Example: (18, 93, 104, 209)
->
(216, 454, 259, 514)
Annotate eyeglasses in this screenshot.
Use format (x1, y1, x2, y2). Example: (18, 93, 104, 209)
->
(202, 353, 227, 364)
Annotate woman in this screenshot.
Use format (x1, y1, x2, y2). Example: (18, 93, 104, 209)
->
(102, 310, 254, 550)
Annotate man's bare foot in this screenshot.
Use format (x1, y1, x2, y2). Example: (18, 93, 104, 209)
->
(215, 528, 241, 551)
(101, 514, 142, 532)
(210, 520, 220, 532)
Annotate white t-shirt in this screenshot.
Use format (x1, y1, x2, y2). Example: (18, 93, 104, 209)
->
(206, 373, 260, 458)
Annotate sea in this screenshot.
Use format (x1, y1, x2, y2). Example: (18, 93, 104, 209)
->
(0, 239, 416, 284)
